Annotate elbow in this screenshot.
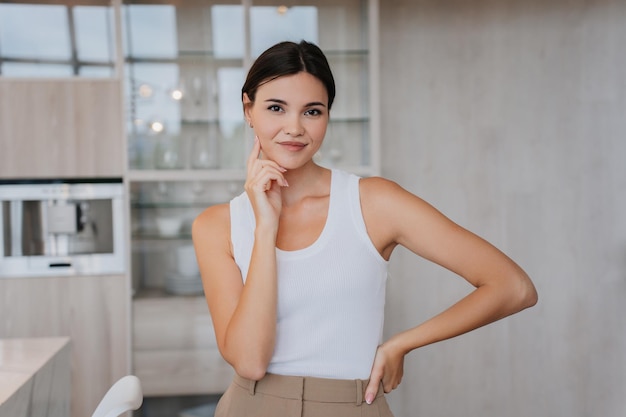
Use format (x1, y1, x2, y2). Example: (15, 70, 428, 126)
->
(514, 272, 538, 311)
(524, 282, 539, 309)
(233, 361, 268, 381)
(223, 345, 270, 381)
(220, 331, 273, 381)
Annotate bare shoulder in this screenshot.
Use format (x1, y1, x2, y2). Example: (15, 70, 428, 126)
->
(193, 202, 229, 232)
(359, 176, 432, 216)
(192, 203, 231, 250)
(359, 176, 406, 200)
(192, 202, 241, 296)
(357, 176, 427, 258)
(358, 176, 462, 259)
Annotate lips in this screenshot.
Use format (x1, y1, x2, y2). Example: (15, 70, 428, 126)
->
(279, 141, 307, 151)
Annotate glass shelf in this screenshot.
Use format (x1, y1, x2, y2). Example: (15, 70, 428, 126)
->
(127, 169, 246, 182)
(126, 54, 243, 65)
(133, 287, 205, 300)
(131, 201, 215, 209)
(331, 117, 370, 123)
(132, 232, 192, 241)
(180, 119, 220, 125)
(324, 49, 369, 56)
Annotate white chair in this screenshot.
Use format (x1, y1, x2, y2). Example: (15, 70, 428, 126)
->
(91, 375, 143, 417)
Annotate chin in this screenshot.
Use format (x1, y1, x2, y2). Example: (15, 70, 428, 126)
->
(265, 153, 311, 168)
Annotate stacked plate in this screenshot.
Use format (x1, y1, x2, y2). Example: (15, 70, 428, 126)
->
(165, 272, 203, 296)
(165, 244, 203, 296)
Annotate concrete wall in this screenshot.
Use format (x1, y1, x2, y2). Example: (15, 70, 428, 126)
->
(378, 1, 626, 416)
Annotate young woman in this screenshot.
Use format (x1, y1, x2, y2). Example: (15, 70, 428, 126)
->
(192, 40, 538, 417)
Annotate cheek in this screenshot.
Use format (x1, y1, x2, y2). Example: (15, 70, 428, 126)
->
(253, 118, 281, 138)
(309, 123, 328, 143)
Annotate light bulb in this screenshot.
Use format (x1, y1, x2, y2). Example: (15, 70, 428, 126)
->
(170, 89, 183, 100)
(150, 121, 165, 133)
(138, 84, 153, 98)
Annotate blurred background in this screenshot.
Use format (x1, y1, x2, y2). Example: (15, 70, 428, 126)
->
(0, 1, 624, 416)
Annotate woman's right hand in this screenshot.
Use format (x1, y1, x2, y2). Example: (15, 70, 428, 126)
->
(244, 136, 288, 231)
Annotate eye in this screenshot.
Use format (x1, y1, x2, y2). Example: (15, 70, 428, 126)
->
(267, 104, 283, 112)
(304, 108, 323, 117)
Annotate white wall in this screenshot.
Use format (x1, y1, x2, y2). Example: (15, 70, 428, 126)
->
(379, 1, 626, 416)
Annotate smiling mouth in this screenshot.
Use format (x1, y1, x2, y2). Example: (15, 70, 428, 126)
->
(279, 141, 307, 150)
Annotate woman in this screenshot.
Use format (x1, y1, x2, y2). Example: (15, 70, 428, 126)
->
(192, 40, 537, 417)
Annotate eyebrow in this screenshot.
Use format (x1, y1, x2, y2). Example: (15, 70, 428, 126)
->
(264, 98, 327, 108)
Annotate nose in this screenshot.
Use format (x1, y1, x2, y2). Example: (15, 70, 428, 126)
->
(283, 116, 304, 136)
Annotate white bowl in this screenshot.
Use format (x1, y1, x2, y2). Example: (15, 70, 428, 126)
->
(156, 217, 182, 237)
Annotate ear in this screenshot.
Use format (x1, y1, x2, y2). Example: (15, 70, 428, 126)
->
(242, 93, 253, 122)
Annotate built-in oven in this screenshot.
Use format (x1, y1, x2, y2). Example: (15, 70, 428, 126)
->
(0, 178, 125, 278)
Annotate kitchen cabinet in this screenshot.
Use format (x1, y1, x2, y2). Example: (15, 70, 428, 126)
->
(0, 0, 123, 178)
(0, 4, 130, 417)
(0, 79, 125, 178)
(124, 0, 380, 179)
(129, 180, 241, 292)
(125, 0, 380, 287)
(133, 296, 233, 396)
(1, 0, 381, 406)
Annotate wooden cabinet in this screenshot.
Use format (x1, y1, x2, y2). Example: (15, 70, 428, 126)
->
(133, 296, 233, 396)
(0, 79, 124, 178)
(0, 275, 130, 417)
(0, 4, 129, 417)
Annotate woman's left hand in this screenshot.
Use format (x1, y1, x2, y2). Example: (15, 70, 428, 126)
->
(364, 342, 405, 404)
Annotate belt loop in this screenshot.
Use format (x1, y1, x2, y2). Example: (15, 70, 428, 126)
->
(355, 379, 363, 405)
(248, 379, 257, 396)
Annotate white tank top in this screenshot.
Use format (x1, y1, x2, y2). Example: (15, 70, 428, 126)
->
(229, 169, 388, 379)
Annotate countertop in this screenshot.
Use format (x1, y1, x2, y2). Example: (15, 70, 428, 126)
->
(0, 337, 71, 417)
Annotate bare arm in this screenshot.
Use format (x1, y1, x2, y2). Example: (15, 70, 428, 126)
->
(192, 204, 276, 380)
(361, 177, 538, 402)
(192, 138, 288, 380)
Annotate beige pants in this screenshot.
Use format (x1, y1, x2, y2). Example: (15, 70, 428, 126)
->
(215, 373, 395, 417)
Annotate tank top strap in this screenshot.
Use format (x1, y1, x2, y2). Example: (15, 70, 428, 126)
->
(329, 168, 357, 227)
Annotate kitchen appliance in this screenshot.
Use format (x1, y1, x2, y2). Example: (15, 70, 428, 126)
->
(0, 178, 126, 278)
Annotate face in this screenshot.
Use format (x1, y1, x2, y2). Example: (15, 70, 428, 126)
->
(243, 72, 329, 169)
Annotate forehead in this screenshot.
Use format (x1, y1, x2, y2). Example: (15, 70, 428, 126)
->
(256, 72, 328, 104)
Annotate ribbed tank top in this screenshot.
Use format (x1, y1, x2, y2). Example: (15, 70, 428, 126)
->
(229, 169, 388, 379)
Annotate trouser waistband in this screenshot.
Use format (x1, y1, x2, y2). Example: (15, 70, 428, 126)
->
(233, 373, 383, 406)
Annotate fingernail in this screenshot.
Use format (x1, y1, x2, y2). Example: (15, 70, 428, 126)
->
(283, 179, 289, 187)
(254, 135, 259, 142)
(365, 394, 373, 405)
(278, 166, 287, 172)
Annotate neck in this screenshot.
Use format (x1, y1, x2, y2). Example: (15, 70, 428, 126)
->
(280, 162, 330, 207)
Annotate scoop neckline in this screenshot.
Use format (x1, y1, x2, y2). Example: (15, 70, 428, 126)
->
(275, 169, 336, 259)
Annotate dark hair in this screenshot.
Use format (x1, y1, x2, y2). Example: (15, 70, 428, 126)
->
(242, 40, 336, 110)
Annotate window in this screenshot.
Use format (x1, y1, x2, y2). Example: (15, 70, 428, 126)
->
(0, 3, 115, 78)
